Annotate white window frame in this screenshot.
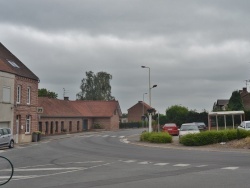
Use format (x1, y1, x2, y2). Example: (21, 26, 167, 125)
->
(26, 115, 31, 134)
(27, 87, 31, 105)
(17, 85, 21, 104)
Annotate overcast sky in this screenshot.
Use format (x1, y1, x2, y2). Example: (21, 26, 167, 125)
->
(1, 0, 250, 114)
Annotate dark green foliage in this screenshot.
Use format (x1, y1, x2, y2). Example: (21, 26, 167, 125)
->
(166, 105, 189, 126)
(164, 105, 208, 127)
(140, 132, 172, 143)
(227, 90, 244, 111)
(180, 129, 250, 146)
(77, 71, 114, 100)
(38, 88, 58, 98)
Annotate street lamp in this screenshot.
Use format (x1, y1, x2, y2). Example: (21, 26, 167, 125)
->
(142, 92, 147, 128)
(141, 66, 157, 132)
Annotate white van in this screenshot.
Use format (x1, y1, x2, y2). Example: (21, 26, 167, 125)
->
(0, 128, 14, 148)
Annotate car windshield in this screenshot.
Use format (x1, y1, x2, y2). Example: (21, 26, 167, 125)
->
(180, 125, 198, 131)
(246, 123, 250, 128)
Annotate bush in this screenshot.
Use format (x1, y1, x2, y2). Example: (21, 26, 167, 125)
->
(180, 129, 250, 146)
(140, 132, 172, 143)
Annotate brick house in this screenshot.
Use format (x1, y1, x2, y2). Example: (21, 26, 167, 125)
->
(127, 101, 152, 122)
(213, 99, 229, 111)
(0, 42, 39, 143)
(240, 87, 250, 110)
(38, 97, 122, 135)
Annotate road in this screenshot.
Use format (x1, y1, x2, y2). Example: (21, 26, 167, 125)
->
(1, 129, 250, 188)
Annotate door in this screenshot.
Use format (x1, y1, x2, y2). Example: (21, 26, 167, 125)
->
(83, 119, 88, 131)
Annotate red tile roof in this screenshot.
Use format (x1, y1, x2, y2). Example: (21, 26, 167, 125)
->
(0, 42, 39, 81)
(38, 97, 122, 117)
(128, 101, 152, 111)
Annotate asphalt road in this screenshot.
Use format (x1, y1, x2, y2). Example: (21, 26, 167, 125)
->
(1, 129, 250, 188)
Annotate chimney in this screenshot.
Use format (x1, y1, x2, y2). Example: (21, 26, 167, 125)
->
(243, 87, 247, 93)
(64, 97, 69, 100)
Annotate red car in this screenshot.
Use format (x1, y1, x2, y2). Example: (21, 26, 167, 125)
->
(162, 123, 179, 136)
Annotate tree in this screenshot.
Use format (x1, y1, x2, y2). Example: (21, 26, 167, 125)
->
(227, 90, 244, 111)
(166, 105, 189, 126)
(38, 88, 58, 98)
(77, 71, 115, 100)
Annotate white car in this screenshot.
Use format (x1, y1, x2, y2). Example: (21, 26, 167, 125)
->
(0, 128, 14, 148)
(238, 121, 250, 131)
(179, 123, 200, 138)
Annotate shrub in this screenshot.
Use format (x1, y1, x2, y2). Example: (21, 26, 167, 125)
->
(180, 129, 250, 146)
(140, 132, 172, 143)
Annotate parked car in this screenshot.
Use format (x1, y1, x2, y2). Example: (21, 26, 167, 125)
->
(237, 121, 250, 131)
(162, 123, 179, 136)
(0, 128, 14, 148)
(179, 123, 200, 138)
(193, 122, 207, 130)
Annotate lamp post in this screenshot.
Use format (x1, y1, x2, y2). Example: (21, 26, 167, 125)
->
(142, 92, 147, 128)
(141, 66, 157, 132)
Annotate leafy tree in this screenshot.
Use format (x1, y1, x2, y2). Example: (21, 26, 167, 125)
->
(227, 90, 244, 111)
(166, 105, 189, 126)
(38, 88, 58, 98)
(77, 71, 115, 100)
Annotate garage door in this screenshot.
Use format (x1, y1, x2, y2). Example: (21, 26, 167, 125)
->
(0, 122, 9, 128)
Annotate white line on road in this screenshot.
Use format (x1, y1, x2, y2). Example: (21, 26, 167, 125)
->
(196, 165, 208, 168)
(120, 138, 130, 144)
(12, 167, 86, 172)
(122, 160, 137, 163)
(154, 163, 169, 166)
(173, 164, 190, 167)
(11, 162, 112, 181)
(221, 167, 239, 170)
(138, 161, 151, 164)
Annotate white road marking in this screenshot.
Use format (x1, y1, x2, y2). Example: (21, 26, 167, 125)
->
(174, 164, 190, 167)
(6, 167, 86, 172)
(119, 136, 125, 138)
(154, 163, 169, 166)
(196, 165, 208, 168)
(221, 167, 239, 170)
(102, 135, 109, 137)
(120, 138, 130, 144)
(11, 162, 112, 181)
(123, 160, 137, 163)
(138, 161, 151, 164)
(110, 136, 117, 138)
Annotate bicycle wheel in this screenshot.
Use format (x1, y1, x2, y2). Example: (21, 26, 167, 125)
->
(0, 156, 14, 186)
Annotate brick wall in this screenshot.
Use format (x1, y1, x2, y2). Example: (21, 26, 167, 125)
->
(128, 102, 150, 122)
(38, 117, 84, 135)
(13, 76, 39, 143)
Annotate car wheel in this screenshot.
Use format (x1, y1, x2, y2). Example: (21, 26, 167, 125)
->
(9, 140, 14, 148)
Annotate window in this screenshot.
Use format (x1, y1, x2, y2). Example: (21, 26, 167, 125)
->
(17, 85, 21, 104)
(27, 87, 31, 104)
(26, 115, 31, 133)
(7, 60, 20, 68)
(3, 86, 11, 103)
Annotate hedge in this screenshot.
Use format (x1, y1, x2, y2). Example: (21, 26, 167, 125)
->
(179, 129, 250, 146)
(140, 132, 172, 143)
